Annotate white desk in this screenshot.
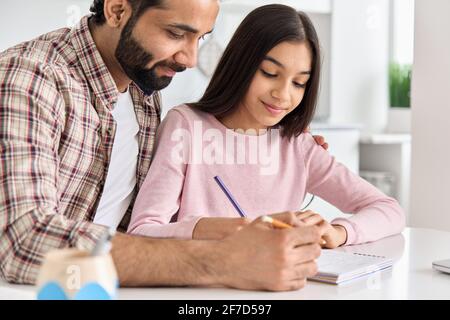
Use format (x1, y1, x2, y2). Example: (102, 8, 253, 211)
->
(2, 227, 450, 300)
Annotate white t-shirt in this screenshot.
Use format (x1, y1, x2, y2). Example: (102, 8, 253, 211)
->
(94, 89, 139, 229)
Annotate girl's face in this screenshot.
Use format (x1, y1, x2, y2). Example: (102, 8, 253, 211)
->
(232, 41, 312, 131)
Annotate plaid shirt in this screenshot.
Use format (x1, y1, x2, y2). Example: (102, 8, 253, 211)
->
(0, 16, 161, 284)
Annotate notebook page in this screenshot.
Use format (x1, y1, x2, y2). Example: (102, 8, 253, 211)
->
(316, 250, 391, 276)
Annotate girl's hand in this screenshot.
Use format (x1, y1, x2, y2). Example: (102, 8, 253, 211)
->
(192, 217, 250, 240)
(295, 211, 347, 249)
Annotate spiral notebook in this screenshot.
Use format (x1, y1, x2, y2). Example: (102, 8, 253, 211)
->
(308, 250, 394, 285)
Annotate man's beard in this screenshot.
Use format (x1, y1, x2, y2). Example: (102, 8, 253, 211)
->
(115, 17, 186, 95)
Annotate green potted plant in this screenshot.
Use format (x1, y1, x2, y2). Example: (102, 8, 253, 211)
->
(387, 62, 412, 133)
(390, 62, 411, 108)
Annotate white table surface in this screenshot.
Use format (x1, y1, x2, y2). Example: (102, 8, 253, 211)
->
(2, 227, 450, 300)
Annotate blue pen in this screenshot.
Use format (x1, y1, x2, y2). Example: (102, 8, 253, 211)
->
(214, 176, 247, 218)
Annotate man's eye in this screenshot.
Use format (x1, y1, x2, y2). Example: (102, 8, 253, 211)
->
(261, 69, 276, 78)
(167, 30, 184, 39)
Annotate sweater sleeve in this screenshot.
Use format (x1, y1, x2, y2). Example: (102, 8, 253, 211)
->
(302, 133, 406, 245)
(127, 108, 202, 239)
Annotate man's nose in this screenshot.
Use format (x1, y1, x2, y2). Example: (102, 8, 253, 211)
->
(174, 41, 198, 69)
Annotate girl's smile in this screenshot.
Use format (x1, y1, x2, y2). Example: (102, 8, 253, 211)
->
(261, 101, 289, 117)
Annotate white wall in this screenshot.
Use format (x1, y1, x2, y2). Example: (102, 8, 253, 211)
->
(0, 0, 92, 51)
(329, 0, 390, 134)
(410, 0, 450, 231)
(391, 0, 415, 64)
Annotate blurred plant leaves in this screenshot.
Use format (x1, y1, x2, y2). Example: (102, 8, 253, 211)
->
(389, 62, 411, 108)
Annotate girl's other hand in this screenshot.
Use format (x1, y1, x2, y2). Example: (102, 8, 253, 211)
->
(295, 210, 347, 249)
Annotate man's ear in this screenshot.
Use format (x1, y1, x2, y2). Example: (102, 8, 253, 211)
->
(103, 0, 131, 28)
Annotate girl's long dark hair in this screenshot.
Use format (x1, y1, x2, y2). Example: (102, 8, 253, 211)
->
(188, 4, 321, 139)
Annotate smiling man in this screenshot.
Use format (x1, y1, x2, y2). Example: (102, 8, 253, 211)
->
(0, 0, 324, 291)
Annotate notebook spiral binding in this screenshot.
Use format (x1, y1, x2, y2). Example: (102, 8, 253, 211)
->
(352, 252, 386, 259)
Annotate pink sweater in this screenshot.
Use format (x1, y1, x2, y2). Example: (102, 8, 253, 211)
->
(128, 105, 405, 245)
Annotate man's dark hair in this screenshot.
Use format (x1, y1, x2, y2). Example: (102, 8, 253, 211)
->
(90, 0, 163, 25)
(188, 4, 321, 139)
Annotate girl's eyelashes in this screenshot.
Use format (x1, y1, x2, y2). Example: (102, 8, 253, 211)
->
(261, 69, 276, 78)
(293, 82, 306, 88)
(261, 69, 307, 88)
